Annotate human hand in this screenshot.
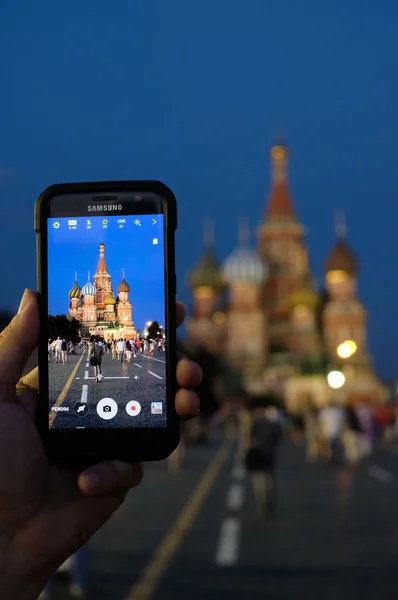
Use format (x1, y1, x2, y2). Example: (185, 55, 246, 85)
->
(0, 290, 202, 600)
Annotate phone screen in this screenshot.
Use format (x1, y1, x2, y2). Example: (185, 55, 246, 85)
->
(46, 213, 167, 429)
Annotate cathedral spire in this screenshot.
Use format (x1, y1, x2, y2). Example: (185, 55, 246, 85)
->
(265, 141, 296, 219)
(334, 210, 347, 239)
(96, 242, 108, 274)
(203, 218, 214, 249)
(238, 217, 250, 245)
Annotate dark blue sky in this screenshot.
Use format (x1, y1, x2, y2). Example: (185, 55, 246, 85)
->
(48, 215, 165, 330)
(1, 1, 398, 378)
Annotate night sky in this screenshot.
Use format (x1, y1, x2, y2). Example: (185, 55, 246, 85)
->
(47, 215, 165, 330)
(1, 1, 398, 378)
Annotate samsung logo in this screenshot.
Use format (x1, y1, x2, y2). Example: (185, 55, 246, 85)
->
(88, 204, 123, 212)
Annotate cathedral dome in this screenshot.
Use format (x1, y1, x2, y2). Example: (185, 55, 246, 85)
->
(68, 281, 82, 299)
(187, 250, 224, 290)
(223, 248, 267, 285)
(82, 280, 96, 296)
(287, 273, 319, 310)
(104, 294, 116, 305)
(118, 278, 130, 293)
(325, 239, 357, 276)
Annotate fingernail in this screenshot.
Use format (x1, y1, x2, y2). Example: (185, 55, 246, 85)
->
(85, 473, 100, 489)
(18, 289, 29, 314)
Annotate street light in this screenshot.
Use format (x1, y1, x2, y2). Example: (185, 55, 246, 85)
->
(327, 370, 346, 390)
(337, 340, 357, 359)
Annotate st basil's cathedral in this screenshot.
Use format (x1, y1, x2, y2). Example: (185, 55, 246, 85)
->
(68, 242, 137, 341)
(186, 143, 386, 409)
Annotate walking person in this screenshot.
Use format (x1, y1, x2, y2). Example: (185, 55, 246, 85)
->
(243, 404, 283, 517)
(125, 340, 132, 362)
(54, 337, 62, 363)
(90, 339, 104, 382)
(117, 338, 125, 362)
(61, 339, 68, 364)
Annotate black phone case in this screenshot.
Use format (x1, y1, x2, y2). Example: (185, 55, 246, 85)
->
(35, 180, 179, 464)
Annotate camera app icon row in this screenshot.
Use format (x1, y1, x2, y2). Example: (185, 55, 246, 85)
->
(73, 398, 163, 420)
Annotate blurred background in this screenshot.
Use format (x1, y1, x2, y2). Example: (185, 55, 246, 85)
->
(2, 1, 398, 598)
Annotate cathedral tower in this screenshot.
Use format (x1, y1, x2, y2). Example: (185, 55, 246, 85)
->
(116, 270, 133, 327)
(81, 273, 97, 325)
(223, 218, 268, 366)
(257, 142, 309, 350)
(323, 213, 367, 358)
(68, 273, 83, 319)
(93, 243, 112, 313)
(186, 220, 225, 350)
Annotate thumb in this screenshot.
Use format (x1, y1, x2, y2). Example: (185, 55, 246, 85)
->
(0, 289, 39, 385)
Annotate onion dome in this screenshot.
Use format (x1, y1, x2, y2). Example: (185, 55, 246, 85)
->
(68, 280, 82, 299)
(287, 273, 319, 310)
(223, 248, 267, 285)
(118, 278, 130, 293)
(104, 294, 116, 305)
(187, 250, 224, 290)
(82, 274, 96, 296)
(325, 239, 357, 275)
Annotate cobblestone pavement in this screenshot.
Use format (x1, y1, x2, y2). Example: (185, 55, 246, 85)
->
(45, 436, 398, 599)
(49, 350, 166, 428)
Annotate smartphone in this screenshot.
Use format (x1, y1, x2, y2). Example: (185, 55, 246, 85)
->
(34, 181, 178, 464)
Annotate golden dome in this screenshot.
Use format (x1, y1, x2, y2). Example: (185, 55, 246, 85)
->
(104, 294, 116, 305)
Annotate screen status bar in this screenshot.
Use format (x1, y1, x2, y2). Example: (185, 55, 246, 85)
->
(50, 215, 159, 232)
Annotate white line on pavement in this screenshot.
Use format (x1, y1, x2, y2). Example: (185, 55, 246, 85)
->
(146, 356, 166, 364)
(81, 384, 88, 403)
(231, 465, 246, 481)
(75, 377, 80, 380)
(84, 371, 89, 379)
(226, 484, 245, 510)
(134, 363, 143, 368)
(215, 518, 241, 566)
(148, 371, 163, 379)
(368, 466, 394, 484)
(85, 363, 89, 368)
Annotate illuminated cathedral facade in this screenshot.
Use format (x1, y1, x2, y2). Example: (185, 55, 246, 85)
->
(186, 143, 385, 409)
(68, 242, 137, 341)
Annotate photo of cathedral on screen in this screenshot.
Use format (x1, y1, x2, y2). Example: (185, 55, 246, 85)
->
(68, 243, 137, 341)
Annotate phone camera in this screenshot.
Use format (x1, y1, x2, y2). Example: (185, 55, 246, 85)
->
(103, 405, 112, 413)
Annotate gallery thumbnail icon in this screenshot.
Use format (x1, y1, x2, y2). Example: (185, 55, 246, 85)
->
(151, 402, 163, 414)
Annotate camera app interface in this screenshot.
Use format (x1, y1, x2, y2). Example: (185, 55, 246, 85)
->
(47, 214, 166, 429)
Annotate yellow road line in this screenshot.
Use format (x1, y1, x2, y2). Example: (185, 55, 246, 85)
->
(125, 442, 231, 600)
(49, 350, 86, 426)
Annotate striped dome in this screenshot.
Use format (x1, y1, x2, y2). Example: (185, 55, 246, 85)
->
(118, 278, 130, 293)
(187, 250, 224, 290)
(82, 280, 96, 296)
(68, 281, 82, 299)
(223, 248, 267, 284)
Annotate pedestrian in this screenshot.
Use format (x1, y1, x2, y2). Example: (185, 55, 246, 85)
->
(61, 339, 68, 364)
(117, 339, 125, 362)
(90, 339, 104, 382)
(243, 404, 283, 517)
(318, 401, 345, 462)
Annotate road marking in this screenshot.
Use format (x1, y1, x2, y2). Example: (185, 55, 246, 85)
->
(125, 443, 230, 600)
(85, 363, 89, 368)
(148, 371, 163, 380)
(50, 350, 86, 425)
(134, 363, 143, 368)
(75, 377, 80, 380)
(81, 384, 88, 403)
(146, 356, 166, 364)
(215, 518, 241, 566)
(231, 465, 246, 480)
(368, 466, 394, 484)
(226, 484, 244, 510)
(84, 370, 89, 379)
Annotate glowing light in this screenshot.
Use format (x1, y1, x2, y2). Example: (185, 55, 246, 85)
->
(326, 270, 349, 284)
(146, 321, 152, 327)
(337, 340, 357, 359)
(271, 145, 285, 160)
(327, 370, 346, 390)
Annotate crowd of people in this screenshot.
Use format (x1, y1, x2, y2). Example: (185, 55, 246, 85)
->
(297, 401, 398, 465)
